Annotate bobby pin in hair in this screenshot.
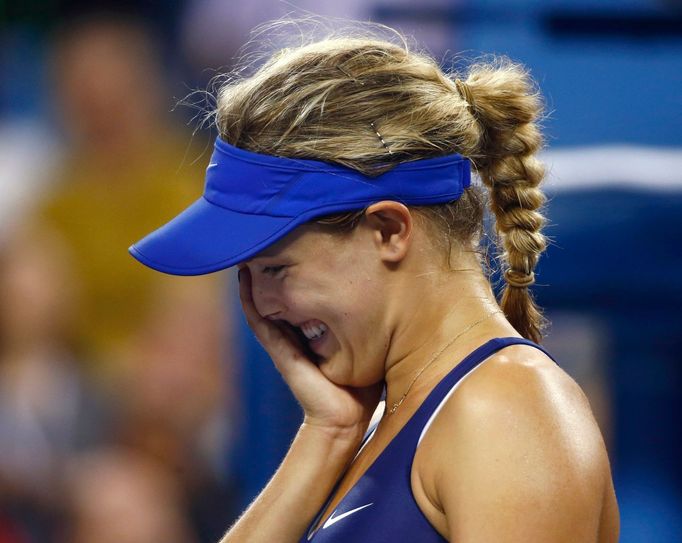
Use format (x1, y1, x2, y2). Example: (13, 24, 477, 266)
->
(370, 121, 393, 155)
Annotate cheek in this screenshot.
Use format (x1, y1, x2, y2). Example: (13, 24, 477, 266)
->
(326, 283, 391, 386)
(351, 279, 393, 383)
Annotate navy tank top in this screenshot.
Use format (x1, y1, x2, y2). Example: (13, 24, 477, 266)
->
(301, 337, 557, 542)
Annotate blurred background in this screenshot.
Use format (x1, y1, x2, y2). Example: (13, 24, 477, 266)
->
(0, 0, 680, 541)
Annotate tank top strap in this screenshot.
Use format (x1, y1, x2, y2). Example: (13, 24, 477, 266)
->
(396, 337, 558, 447)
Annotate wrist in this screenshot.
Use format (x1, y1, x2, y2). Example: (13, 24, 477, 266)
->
(300, 418, 368, 450)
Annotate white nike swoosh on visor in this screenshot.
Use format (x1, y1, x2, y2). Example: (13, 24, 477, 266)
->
(322, 503, 374, 529)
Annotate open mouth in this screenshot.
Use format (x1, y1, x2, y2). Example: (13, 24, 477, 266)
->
(286, 322, 324, 364)
(300, 320, 328, 342)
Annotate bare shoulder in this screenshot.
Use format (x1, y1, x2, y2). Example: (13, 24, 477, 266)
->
(414, 343, 618, 542)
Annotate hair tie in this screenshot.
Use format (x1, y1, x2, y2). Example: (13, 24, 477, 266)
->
(455, 79, 476, 113)
(504, 268, 535, 288)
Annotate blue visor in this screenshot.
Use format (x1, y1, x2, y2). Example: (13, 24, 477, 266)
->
(129, 138, 471, 275)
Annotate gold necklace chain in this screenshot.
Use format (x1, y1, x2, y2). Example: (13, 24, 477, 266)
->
(388, 309, 503, 415)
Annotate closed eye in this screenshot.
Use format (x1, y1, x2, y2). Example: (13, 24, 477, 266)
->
(262, 265, 287, 277)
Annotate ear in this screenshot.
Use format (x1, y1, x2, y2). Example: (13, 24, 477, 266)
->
(364, 201, 413, 263)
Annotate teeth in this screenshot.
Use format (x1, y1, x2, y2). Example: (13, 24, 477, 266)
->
(301, 322, 328, 340)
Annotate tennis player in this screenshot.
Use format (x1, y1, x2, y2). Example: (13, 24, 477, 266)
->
(130, 30, 619, 543)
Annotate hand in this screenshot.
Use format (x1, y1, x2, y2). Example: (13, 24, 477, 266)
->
(238, 267, 383, 439)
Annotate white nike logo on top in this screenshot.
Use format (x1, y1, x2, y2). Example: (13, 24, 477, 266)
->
(322, 503, 374, 529)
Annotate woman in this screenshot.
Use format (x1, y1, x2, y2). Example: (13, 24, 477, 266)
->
(130, 29, 619, 542)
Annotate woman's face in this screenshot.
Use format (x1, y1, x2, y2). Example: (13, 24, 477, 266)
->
(243, 222, 392, 387)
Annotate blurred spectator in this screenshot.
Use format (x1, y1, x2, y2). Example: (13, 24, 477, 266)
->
(2, 12, 242, 541)
(118, 279, 230, 470)
(63, 446, 198, 543)
(0, 226, 238, 541)
(35, 13, 215, 380)
(115, 278, 240, 541)
(0, 224, 111, 542)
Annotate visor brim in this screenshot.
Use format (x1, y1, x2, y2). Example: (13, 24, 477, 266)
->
(129, 196, 296, 276)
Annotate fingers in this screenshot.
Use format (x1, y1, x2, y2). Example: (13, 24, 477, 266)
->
(237, 266, 258, 327)
(236, 266, 310, 375)
(237, 266, 278, 340)
(237, 266, 280, 347)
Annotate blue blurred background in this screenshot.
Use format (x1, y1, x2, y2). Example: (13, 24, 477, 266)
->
(0, 1, 680, 541)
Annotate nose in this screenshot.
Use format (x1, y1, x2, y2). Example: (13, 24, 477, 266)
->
(250, 272, 287, 320)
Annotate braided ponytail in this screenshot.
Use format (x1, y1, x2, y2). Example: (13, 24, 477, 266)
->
(456, 60, 548, 342)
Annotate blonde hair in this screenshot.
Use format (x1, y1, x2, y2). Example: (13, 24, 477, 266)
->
(214, 28, 548, 342)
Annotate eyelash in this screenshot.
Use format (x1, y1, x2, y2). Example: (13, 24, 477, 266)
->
(262, 265, 287, 277)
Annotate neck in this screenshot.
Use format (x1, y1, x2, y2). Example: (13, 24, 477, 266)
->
(381, 257, 513, 415)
